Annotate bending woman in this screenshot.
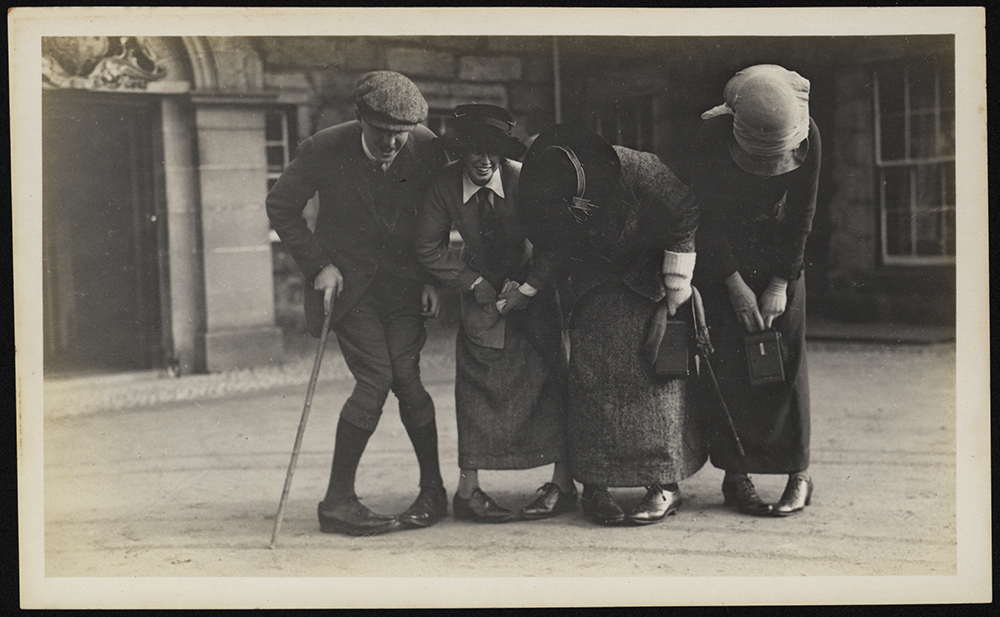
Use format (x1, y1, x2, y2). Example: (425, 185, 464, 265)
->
(517, 124, 706, 526)
(691, 64, 820, 516)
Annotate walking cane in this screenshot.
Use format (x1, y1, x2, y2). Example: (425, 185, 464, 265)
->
(269, 306, 335, 549)
(690, 286, 746, 459)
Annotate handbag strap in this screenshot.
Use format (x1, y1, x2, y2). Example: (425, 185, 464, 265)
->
(690, 285, 714, 356)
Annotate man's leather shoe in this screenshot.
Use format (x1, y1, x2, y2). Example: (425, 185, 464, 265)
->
(453, 486, 515, 523)
(773, 473, 813, 516)
(317, 496, 400, 536)
(581, 485, 626, 526)
(627, 484, 682, 524)
(398, 484, 448, 529)
(721, 474, 773, 516)
(520, 483, 578, 520)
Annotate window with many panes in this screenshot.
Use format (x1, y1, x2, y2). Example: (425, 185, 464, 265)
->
(874, 58, 955, 265)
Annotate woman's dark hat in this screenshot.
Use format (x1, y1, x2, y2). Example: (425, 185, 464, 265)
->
(517, 124, 622, 252)
(439, 104, 527, 160)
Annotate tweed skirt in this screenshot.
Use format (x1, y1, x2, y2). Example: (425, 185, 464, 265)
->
(454, 304, 567, 470)
(567, 281, 708, 487)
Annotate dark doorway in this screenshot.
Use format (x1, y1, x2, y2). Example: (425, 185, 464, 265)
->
(43, 91, 164, 374)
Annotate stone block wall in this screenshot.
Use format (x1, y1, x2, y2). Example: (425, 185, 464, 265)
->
(255, 36, 557, 143)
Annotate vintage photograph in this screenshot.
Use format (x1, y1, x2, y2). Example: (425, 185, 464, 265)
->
(12, 7, 988, 609)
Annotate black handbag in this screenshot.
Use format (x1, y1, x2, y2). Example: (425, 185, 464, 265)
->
(744, 330, 785, 386)
(654, 320, 692, 378)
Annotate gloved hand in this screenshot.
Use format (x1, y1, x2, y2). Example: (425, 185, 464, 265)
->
(724, 271, 765, 333)
(472, 278, 497, 305)
(641, 303, 671, 365)
(664, 286, 692, 318)
(758, 276, 788, 329)
(497, 280, 529, 315)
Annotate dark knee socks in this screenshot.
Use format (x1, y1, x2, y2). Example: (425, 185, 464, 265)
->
(322, 418, 374, 505)
(404, 419, 443, 488)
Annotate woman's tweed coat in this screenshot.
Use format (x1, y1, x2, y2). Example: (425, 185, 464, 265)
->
(691, 115, 821, 474)
(533, 146, 708, 487)
(415, 160, 567, 470)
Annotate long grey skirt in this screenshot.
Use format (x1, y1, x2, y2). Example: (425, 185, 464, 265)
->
(454, 304, 567, 470)
(567, 281, 708, 487)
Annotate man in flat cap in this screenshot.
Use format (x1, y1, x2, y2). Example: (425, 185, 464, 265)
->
(267, 71, 447, 536)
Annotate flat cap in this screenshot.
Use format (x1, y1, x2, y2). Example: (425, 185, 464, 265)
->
(353, 71, 428, 132)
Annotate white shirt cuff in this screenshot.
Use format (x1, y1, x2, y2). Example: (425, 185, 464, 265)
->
(517, 282, 538, 297)
(469, 276, 484, 291)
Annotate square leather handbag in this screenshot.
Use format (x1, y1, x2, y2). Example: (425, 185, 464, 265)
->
(744, 330, 785, 386)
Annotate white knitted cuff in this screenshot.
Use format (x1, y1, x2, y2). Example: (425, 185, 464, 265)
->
(662, 251, 696, 290)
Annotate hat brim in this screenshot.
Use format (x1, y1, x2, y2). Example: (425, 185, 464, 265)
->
(440, 131, 527, 160)
(728, 137, 809, 177)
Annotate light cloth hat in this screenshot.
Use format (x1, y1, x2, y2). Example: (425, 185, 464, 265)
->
(702, 64, 811, 177)
(353, 71, 428, 132)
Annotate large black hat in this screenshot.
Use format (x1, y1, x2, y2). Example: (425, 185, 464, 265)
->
(517, 124, 622, 252)
(439, 104, 527, 160)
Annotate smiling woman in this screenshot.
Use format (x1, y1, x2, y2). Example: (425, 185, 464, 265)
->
(415, 104, 576, 524)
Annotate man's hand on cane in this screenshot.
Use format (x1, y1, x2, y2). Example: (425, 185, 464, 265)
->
(314, 264, 344, 315)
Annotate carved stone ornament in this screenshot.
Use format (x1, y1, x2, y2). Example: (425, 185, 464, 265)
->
(42, 36, 167, 90)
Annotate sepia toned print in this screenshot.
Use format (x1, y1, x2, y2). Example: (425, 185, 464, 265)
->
(12, 7, 988, 610)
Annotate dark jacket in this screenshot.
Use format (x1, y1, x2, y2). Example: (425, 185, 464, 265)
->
(692, 115, 821, 285)
(266, 121, 442, 332)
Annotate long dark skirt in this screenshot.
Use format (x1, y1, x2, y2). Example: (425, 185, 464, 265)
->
(454, 305, 567, 470)
(698, 274, 810, 474)
(567, 281, 708, 487)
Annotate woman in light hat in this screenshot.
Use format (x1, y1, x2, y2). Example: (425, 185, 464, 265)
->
(415, 104, 575, 524)
(516, 124, 707, 527)
(691, 64, 820, 516)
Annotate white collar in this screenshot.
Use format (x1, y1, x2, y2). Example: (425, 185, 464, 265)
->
(462, 166, 505, 204)
(361, 132, 398, 171)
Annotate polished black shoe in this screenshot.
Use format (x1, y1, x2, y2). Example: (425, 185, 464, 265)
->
(721, 474, 773, 516)
(773, 473, 813, 516)
(581, 485, 626, 526)
(398, 484, 448, 529)
(453, 487, 515, 523)
(520, 483, 578, 520)
(627, 484, 682, 525)
(317, 496, 400, 536)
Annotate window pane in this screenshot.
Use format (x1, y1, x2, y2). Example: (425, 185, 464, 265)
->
(909, 112, 938, 159)
(877, 68, 905, 116)
(265, 110, 285, 142)
(942, 161, 955, 205)
(882, 167, 913, 256)
(907, 61, 937, 112)
(267, 145, 285, 172)
(267, 178, 278, 192)
(880, 113, 905, 161)
(943, 207, 956, 256)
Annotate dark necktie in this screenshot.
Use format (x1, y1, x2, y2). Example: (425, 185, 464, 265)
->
(476, 187, 508, 287)
(477, 187, 503, 254)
